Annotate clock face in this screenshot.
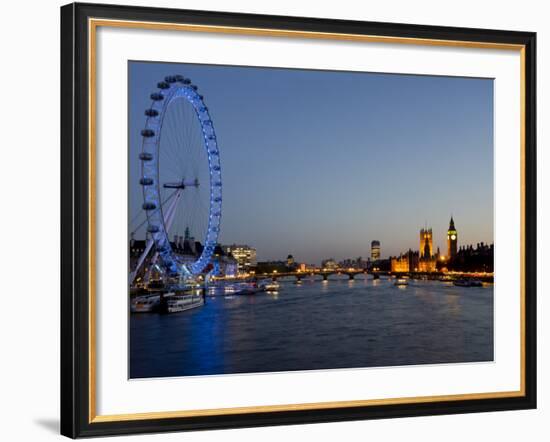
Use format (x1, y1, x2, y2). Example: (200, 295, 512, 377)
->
(451, 234, 456, 240)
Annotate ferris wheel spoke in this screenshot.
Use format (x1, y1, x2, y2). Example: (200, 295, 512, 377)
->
(132, 189, 179, 235)
(158, 147, 178, 173)
(164, 106, 185, 170)
(163, 118, 185, 169)
(161, 125, 190, 181)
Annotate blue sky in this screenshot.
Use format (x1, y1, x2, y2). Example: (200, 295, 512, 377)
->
(129, 61, 493, 264)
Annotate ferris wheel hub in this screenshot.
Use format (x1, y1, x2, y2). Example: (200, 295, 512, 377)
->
(163, 178, 200, 189)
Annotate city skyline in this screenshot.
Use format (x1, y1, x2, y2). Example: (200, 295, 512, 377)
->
(235, 216, 492, 267)
(129, 61, 494, 265)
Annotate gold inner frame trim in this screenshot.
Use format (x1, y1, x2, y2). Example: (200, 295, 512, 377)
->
(88, 17, 527, 423)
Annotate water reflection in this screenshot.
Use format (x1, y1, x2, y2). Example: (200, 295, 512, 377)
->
(444, 293, 462, 316)
(130, 279, 494, 378)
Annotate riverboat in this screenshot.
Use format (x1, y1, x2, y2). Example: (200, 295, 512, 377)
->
(234, 287, 264, 296)
(130, 295, 161, 313)
(163, 291, 204, 313)
(453, 279, 483, 287)
(261, 281, 280, 292)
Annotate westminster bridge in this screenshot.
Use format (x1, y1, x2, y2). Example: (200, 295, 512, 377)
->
(227, 270, 494, 283)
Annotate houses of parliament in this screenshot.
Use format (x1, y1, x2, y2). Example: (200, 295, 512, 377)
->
(390, 217, 458, 273)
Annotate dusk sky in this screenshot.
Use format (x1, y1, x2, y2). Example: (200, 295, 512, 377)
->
(129, 61, 493, 265)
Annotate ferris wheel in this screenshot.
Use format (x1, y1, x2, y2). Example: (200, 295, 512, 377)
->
(138, 75, 222, 277)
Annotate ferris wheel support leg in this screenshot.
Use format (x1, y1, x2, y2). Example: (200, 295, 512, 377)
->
(162, 189, 182, 233)
(129, 238, 155, 285)
(144, 252, 159, 284)
(129, 190, 182, 286)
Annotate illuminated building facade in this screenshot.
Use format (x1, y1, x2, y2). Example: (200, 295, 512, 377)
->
(419, 228, 433, 258)
(321, 258, 338, 270)
(224, 244, 257, 272)
(339, 257, 368, 269)
(418, 227, 437, 272)
(371, 240, 381, 260)
(391, 254, 409, 272)
(390, 249, 419, 273)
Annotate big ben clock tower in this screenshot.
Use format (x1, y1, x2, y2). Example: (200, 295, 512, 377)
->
(447, 216, 458, 259)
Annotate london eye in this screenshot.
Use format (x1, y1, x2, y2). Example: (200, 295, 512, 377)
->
(132, 75, 222, 281)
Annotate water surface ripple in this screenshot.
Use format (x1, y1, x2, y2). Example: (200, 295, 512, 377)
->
(130, 278, 494, 378)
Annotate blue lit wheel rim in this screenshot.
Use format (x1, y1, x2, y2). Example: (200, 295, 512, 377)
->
(139, 75, 222, 276)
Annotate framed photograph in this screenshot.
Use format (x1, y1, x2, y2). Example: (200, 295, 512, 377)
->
(60, 2, 536, 438)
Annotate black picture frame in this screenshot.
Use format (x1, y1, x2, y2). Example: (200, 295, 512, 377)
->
(61, 2, 537, 438)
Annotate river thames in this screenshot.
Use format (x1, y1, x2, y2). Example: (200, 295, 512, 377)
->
(130, 277, 493, 379)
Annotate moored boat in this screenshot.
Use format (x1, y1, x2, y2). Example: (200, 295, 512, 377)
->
(261, 281, 280, 292)
(130, 295, 161, 313)
(163, 291, 204, 313)
(234, 287, 264, 296)
(453, 279, 483, 287)
(230, 281, 265, 296)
